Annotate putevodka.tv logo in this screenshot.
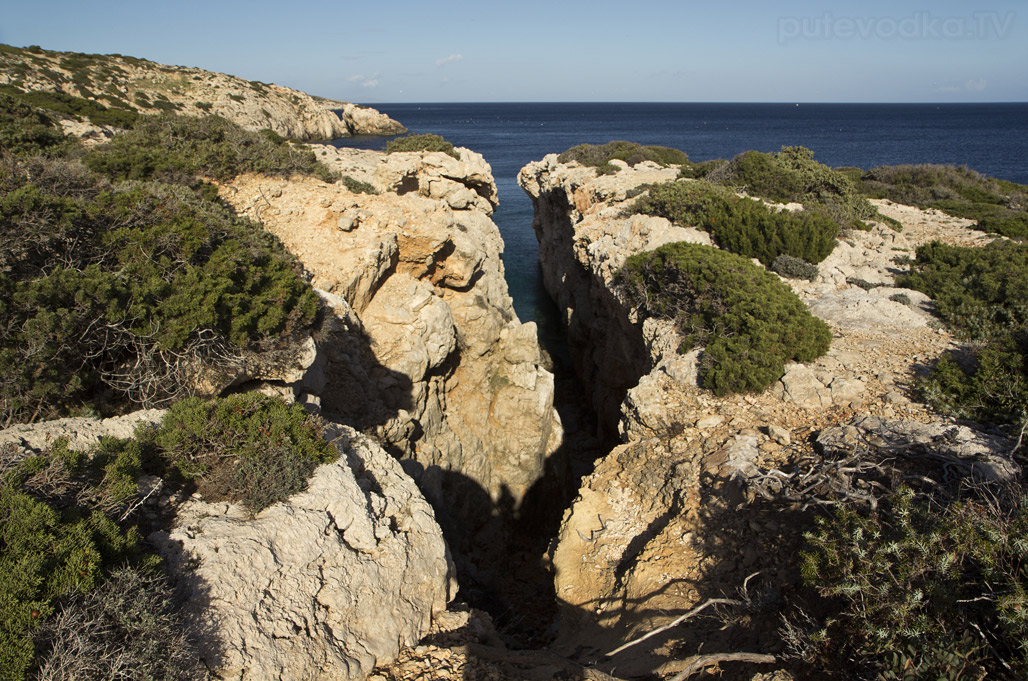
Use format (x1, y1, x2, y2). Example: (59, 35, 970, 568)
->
(778, 11, 1015, 44)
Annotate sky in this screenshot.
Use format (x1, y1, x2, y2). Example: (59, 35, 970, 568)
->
(1, 0, 1025, 103)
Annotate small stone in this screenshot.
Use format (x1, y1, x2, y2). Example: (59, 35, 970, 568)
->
(885, 390, 909, 405)
(767, 425, 791, 446)
(696, 415, 723, 429)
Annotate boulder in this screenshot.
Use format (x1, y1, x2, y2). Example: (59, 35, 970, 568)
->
(152, 424, 454, 681)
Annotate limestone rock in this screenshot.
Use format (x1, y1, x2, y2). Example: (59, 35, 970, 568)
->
(818, 416, 1018, 483)
(0, 410, 164, 453)
(151, 424, 453, 681)
(0, 46, 405, 140)
(220, 165, 560, 531)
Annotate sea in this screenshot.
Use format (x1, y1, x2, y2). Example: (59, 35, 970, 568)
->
(330, 102, 1028, 345)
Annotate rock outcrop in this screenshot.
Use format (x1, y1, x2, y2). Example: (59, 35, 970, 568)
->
(520, 155, 1015, 672)
(220, 147, 562, 545)
(0, 44, 405, 139)
(0, 413, 453, 681)
(152, 423, 453, 681)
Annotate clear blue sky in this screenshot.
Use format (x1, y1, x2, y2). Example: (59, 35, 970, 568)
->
(2, 0, 1025, 103)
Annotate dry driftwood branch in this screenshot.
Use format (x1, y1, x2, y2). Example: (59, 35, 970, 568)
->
(604, 598, 742, 658)
(667, 652, 777, 680)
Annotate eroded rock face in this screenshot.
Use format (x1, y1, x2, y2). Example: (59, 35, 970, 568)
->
(518, 155, 688, 431)
(523, 155, 1011, 668)
(220, 151, 561, 520)
(151, 424, 453, 681)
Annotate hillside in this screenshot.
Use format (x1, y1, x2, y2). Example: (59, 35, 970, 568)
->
(0, 43, 405, 140)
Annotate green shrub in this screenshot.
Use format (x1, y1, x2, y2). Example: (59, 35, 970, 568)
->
(801, 487, 1028, 679)
(0, 92, 73, 157)
(83, 113, 336, 184)
(341, 175, 378, 194)
(0, 85, 138, 129)
(856, 164, 1028, 239)
(33, 565, 203, 681)
(897, 240, 1028, 427)
(0, 446, 144, 680)
(386, 133, 459, 159)
(618, 242, 831, 395)
(194, 101, 213, 112)
(709, 146, 879, 231)
(151, 393, 337, 513)
(634, 180, 838, 265)
(558, 140, 689, 170)
(0, 157, 320, 423)
(771, 254, 820, 281)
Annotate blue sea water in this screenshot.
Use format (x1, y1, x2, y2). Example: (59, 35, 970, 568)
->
(332, 102, 1028, 338)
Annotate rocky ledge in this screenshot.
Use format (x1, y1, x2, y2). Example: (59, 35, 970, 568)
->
(518, 155, 1018, 677)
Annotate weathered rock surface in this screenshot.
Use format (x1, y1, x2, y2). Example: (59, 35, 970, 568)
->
(0, 45, 405, 140)
(151, 423, 453, 681)
(0, 410, 164, 452)
(220, 150, 561, 520)
(518, 155, 688, 431)
(1, 413, 453, 681)
(523, 155, 1011, 672)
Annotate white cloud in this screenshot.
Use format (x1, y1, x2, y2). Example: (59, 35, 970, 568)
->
(965, 78, 987, 92)
(436, 53, 464, 67)
(346, 73, 380, 88)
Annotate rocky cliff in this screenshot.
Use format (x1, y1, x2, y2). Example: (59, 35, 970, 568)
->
(519, 155, 1018, 676)
(0, 412, 453, 681)
(219, 146, 563, 568)
(0, 44, 405, 139)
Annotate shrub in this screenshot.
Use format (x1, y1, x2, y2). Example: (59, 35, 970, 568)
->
(634, 180, 838, 265)
(386, 133, 460, 159)
(83, 113, 336, 184)
(0, 85, 138, 129)
(0, 92, 72, 157)
(771, 254, 820, 281)
(150, 393, 337, 513)
(801, 486, 1028, 679)
(0, 447, 144, 680)
(341, 175, 378, 194)
(33, 565, 203, 681)
(558, 140, 689, 170)
(856, 164, 1028, 239)
(618, 242, 831, 395)
(709, 146, 880, 231)
(896, 240, 1028, 427)
(0, 157, 320, 423)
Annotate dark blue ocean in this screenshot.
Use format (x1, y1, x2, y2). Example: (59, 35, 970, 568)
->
(332, 103, 1028, 340)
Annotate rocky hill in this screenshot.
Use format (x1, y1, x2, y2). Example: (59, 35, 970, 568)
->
(0, 43, 404, 140)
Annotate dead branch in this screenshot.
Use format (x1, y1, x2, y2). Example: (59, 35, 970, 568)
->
(667, 652, 777, 680)
(605, 598, 741, 658)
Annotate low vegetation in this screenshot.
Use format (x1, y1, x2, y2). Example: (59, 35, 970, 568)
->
(83, 113, 336, 184)
(699, 146, 883, 232)
(896, 240, 1028, 428)
(152, 393, 337, 512)
(0, 96, 327, 425)
(799, 484, 1028, 680)
(0, 393, 334, 679)
(0, 84, 139, 129)
(558, 140, 689, 175)
(633, 179, 838, 265)
(386, 133, 460, 159)
(849, 163, 1028, 239)
(618, 242, 831, 395)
